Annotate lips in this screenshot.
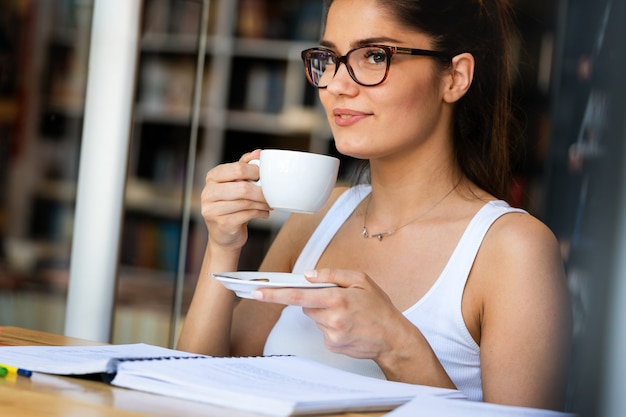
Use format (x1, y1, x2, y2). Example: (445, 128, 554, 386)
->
(332, 108, 371, 127)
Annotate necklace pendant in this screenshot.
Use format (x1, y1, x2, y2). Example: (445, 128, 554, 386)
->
(362, 226, 391, 241)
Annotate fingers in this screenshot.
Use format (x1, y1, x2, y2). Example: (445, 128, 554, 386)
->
(201, 173, 269, 228)
(200, 150, 269, 247)
(206, 158, 260, 185)
(304, 269, 369, 289)
(251, 269, 371, 306)
(239, 149, 262, 163)
(202, 149, 268, 212)
(251, 269, 399, 360)
(255, 284, 390, 360)
(251, 286, 339, 308)
(202, 180, 265, 210)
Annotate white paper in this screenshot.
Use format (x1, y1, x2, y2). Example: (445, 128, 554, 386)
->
(385, 395, 578, 417)
(0, 343, 196, 374)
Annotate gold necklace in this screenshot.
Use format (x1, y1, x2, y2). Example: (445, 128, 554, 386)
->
(361, 185, 457, 241)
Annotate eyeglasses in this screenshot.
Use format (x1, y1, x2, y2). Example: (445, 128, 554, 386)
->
(301, 45, 452, 88)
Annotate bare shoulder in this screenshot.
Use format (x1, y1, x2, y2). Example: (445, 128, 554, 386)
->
(482, 209, 563, 270)
(469, 206, 569, 323)
(260, 186, 351, 272)
(465, 205, 567, 302)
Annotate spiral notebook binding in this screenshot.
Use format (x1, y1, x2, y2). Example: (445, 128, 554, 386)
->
(115, 355, 207, 362)
(114, 354, 292, 363)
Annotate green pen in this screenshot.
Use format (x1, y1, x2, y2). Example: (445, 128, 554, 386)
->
(0, 366, 7, 377)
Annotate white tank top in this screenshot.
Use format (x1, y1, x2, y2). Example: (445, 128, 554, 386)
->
(263, 185, 526, 401)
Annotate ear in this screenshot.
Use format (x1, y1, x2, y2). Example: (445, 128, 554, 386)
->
(442, 53, 474, 103)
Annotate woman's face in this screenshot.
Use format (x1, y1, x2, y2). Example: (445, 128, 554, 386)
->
(319, 0, 450, 162)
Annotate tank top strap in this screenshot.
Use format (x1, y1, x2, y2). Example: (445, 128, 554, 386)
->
(292, 185, 371, 273)
(445, 200, 527, 289)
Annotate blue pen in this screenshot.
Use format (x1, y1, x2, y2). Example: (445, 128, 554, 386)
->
(0, 364, 33, 377)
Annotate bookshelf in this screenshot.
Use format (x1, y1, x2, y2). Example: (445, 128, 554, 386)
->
(43, 0, 326, 265)
(2, 0, 329, 339)
(125, 0, 328, 281)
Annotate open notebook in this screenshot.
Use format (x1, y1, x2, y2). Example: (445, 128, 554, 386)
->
(0, 343, 464, 416)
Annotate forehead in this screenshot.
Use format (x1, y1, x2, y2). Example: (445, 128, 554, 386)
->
(323, 0, 427, 49)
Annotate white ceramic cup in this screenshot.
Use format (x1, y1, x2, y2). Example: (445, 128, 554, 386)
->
(249, 149, 340, 213)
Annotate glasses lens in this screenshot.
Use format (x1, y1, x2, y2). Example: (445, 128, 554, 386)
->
(303, 49, 335, 87)
(302, 46, 390, 88)
(348, 46, 389, 86)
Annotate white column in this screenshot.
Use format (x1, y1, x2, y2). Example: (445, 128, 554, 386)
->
(64, 0, 142, 342)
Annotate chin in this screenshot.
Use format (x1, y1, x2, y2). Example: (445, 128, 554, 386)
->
(333, 142, 370, 160)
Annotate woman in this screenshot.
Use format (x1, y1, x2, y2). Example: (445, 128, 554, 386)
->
(178, 0, 572, 410)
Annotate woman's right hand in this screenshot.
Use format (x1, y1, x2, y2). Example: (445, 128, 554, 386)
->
(201, 149, 270, 250)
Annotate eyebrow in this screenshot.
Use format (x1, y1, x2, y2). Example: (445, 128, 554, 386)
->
(319, 37, 403, 50)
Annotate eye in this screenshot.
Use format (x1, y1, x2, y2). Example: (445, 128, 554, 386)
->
(363, 48, 387, 65)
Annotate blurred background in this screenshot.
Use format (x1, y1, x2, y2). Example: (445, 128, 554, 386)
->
(0, 1, 625, 416)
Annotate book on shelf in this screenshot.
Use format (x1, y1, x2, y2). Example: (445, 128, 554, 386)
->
(121, 217, 182, 272)
(245, 64, 286, 113)
(143, 0, 205, 37)
(236, 0, 322, 41)
(142, 0, 170, 35)
(0, 343, 464, 416)
(237, 0, 268, 38)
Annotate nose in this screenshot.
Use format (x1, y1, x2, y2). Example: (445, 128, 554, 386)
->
(325, 60, 358, 95)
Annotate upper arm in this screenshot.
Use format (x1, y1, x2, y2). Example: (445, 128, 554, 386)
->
(473, 213, 572, 410)
(229, 186, 350, 356)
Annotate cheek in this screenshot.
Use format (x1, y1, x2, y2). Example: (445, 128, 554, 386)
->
(376, 88, 427, 130)
(319, 92, 330, 117)
(390, 65, 443, 111)
(376, 86, 445, 149)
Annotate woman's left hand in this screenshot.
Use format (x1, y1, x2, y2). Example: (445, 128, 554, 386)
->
(251, 268, 405, 361)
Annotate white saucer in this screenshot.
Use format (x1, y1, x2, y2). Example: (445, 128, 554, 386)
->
(211, 272, 336, 299)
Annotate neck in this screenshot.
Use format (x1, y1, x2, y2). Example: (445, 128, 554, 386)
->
(366, 156, 461, 215)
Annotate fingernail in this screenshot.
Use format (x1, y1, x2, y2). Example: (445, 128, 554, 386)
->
(251, 290, 263, 300)
(304, 270, 317, 278)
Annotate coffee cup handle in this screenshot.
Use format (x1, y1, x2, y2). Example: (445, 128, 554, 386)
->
(248, 159, 261, 186)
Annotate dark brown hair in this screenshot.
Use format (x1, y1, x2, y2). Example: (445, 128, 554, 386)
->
(324, 0, 518, 199)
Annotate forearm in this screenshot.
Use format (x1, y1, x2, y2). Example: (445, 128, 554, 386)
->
(176, 243, 241, 356)
(376, 318, 456, 390)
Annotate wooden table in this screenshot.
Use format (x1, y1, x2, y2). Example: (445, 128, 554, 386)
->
(0, 327, 385, 417)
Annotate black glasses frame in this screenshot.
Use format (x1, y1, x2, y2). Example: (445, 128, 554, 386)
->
(301, 44, 452, 88)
